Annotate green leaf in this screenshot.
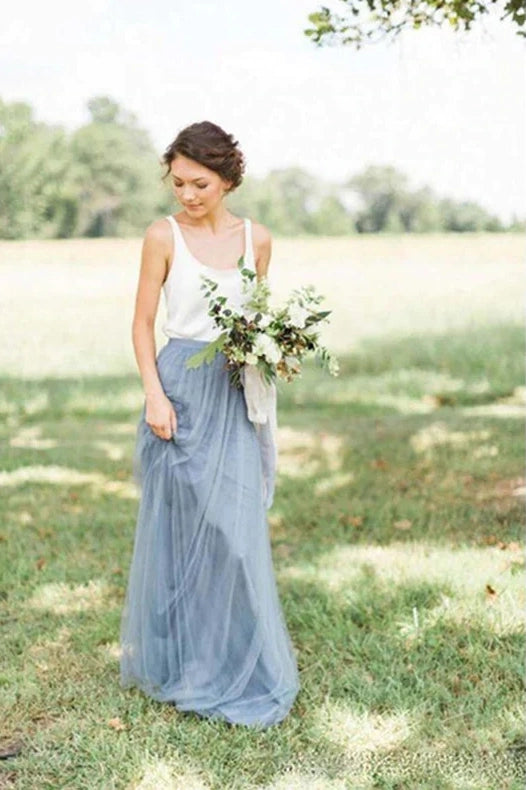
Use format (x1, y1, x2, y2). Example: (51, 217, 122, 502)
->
(184, 332, 228, 369)
(306, 310, 331, 324)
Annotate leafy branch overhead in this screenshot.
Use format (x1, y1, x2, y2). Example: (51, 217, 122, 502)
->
(304, 0, 525, 48)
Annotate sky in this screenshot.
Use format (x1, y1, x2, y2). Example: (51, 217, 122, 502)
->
(1, 0, 525, 222)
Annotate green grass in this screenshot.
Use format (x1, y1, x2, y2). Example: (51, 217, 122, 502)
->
(0, 319, 524, 789)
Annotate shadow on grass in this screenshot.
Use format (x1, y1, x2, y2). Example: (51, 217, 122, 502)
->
(4, 569, 524, 788)
(0, 323, 523, 573)
(1, 322, 524, 786)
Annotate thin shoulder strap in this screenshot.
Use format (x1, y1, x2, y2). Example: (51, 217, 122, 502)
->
(166, 214, 181, 241)
(244, 218, 256, 270)
(166, 214, 191, 263)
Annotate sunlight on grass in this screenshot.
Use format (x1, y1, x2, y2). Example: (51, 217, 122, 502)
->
(98, 479, 139, 498)
(0, 465, 107, 486)
(9, 425, 58, 449)
(472, 444, 499, 458)
(26, 579, 112, 614)
(266, 774, 348, 789)
(130, 759, 209, 790)
(0, 464, 138, 498)
(366, 393, 437, 414)
(93, 440, 126, 460)
(409, 421, 492, 454)
(0, 392, 51, 417)
(464, 404, 525, 417)
(22, 391, 51, 415)
(108, 421, 139, 435)
(279, 542, 525, 635)
(65, 388, 144, 414)
(0, 393, 17, 415)
(315, 701, 414, 752)
(16, 510, 34, 524)
(277, 426, 344, 478)
(293, 368, 507, 415)
(323, 368, 474, 407)
(98, 641, 122, 661)
(28, 625, 72, 671)
(462, 385, 526, 418)
(314, 472, 355, 496)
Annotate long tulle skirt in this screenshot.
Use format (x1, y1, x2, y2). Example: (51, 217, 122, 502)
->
(119, 337, 300, 727)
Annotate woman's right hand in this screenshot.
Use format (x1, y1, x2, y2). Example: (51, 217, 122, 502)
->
(145, 391, 178, 440)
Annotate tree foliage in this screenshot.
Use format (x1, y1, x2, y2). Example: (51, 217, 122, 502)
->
(69, 97, 164, 236)
(0, 96, 522, 239)
(0, 96, 167, 239)
(0, 100, 73, 238)
(304, 0, 525, 49)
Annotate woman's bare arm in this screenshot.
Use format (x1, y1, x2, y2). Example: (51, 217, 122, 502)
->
(132, 220, 169, 397)
(132, 220, 177, 440)
(252, 222, 272, 279)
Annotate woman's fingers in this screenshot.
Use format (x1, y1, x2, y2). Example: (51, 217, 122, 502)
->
(145, 394, 178, 440)
(158, 407, 177, 441)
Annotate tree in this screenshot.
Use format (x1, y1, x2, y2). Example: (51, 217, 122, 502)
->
(69, 95, 161, 236)
(0, 99, 74, 239)
(347, 164, 409, 232)
(228, 167, 321, 235)
(307, 193, 356, 234)
(304, 0, 525, 49)
(438, 197, 504, 231)
(398, 186, 445, 232)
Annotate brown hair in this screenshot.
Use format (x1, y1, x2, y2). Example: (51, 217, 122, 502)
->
(161, 121, 246, 194)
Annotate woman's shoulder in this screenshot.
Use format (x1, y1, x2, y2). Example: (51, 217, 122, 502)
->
(142, 216, 173, 248)
(247, 217, 272, 248)
(246, 218, 272, 277)
(147, 214, 173, 231)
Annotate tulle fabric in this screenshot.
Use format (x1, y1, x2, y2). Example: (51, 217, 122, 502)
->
(119, 337, 300, 728)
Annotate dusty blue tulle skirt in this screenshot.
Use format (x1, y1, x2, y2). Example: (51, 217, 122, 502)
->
(119, 337, 300, 728)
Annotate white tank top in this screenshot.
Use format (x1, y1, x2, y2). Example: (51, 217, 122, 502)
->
(162, 214, 256, 341)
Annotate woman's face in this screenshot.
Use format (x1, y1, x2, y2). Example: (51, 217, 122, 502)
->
(169, 154, 232, 215)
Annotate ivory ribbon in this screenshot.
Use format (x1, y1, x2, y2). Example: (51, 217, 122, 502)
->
(240, 363, 278, 509)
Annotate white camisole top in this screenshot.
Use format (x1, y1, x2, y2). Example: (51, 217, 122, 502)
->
(162, 214, 256, 342)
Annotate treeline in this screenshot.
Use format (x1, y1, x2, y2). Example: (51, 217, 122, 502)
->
(1, 95, 523, 239)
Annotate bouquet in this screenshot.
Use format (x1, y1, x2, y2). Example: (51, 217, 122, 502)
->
(185, 255, 339, 423)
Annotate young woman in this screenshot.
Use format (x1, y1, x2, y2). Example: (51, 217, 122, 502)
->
(119, 121, 300, 728)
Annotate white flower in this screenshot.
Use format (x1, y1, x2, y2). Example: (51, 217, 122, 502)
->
(258, 313, 272, 328)
(252, 333, 282, 364)
(243, 309, 273, 329)
(245, 352, 258, 365)
(287, 303, 310, 329)
(285, 355, 301, 373)
(328, 356, 340, 376)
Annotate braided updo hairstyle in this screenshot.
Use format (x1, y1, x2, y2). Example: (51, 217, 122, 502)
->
(161, 121, 246, 194)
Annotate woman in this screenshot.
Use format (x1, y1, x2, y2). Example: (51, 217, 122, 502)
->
(119, 121, 300, 728)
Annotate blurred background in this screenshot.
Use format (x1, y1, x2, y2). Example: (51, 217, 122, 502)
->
(1, 0, 524, 240)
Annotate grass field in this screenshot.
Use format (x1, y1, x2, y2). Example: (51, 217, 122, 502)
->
(0, 233, 524, 789)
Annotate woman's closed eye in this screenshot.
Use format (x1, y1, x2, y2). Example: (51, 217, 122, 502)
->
(173, 183, 208, 190)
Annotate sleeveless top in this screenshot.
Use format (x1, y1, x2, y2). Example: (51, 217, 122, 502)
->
(162, 215, 256, 341)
